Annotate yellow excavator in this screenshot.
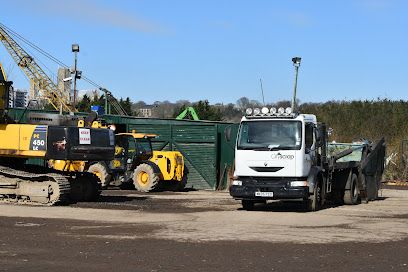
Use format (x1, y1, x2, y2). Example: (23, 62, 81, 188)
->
(0, 64, 115, 205)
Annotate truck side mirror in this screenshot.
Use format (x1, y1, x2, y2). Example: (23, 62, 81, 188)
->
(315, 124, 326, 148)
(225, 126, 232, 142)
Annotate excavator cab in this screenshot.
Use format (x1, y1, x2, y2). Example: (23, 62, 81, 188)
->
(0, 62, 12, 121)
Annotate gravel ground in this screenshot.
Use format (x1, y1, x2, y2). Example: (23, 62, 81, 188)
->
(0, 188, 407, 271)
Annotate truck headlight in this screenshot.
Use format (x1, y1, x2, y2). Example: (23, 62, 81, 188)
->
(290, 181, 308, 187)
(232, 180, 243, 186)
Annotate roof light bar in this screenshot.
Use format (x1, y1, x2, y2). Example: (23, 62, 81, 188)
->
(244, 107, 295, 117)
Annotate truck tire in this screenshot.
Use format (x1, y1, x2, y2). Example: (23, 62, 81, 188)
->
(305, 180, 322, 212)
(133, 163, 160, 192)
(344, 173, 359, 205)
(88, 163, 111, 189)
(242, 200, 255, 211)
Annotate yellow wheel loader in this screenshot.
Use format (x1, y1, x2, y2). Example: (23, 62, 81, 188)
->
(88, 132, 187, 192)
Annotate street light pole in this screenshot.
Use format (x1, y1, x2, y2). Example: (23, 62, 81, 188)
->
(72, 44, 80, 109)
(100, 88, 109, 115)
(291, 57, 301, 112)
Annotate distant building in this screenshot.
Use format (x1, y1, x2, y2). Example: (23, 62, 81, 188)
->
(139, 107, 153, 117)
(57, 67, 71, 103)
(28, 68, 71, 104)
(29, 80, 40, 101)
(8, 85, 14, 108)
(139, 105, 158, 117)
(13, 89, 28, 108)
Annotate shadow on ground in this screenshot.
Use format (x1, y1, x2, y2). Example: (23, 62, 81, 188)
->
(238, 197, 388, 213)
(96, 195, 148, 203)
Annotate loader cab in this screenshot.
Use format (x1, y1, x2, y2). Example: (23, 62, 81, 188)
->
(114, 133, 155, 166)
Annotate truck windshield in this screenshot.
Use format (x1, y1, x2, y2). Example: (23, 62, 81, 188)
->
(237, 120, 302, 150)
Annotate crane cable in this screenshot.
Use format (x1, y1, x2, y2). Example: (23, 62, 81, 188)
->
(0, 23, 103, 90)
(1, 22, 128, 115)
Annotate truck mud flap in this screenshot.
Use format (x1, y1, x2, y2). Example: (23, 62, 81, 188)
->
(360, 138, 386, 201)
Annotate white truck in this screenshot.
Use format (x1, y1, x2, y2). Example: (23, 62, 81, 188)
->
(228, 106, 385, 211)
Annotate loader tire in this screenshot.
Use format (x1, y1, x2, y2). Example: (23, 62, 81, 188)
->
(133, 164, 160, 192)
(88, 163, 111, 189)
(166, 166, 189, 192)
(344, 173, 359, 205)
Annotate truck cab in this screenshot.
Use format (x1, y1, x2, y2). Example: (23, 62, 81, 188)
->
(230, 106, 385, 212)
(230, 106, 324, 210)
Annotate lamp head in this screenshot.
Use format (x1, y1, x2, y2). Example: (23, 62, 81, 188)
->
(292, 57, 301, 67)
(72, 44, 80, 52)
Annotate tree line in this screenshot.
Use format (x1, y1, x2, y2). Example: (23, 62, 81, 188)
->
(77, 93, 408, 180)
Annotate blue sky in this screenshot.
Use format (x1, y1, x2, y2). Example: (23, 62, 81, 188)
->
(0, 0, 407, 104)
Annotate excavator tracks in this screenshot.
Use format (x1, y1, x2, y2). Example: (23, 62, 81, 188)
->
(0, 166, 70, 206)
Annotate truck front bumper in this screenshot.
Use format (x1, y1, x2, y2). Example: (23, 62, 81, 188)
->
(229, 179, 309, 200)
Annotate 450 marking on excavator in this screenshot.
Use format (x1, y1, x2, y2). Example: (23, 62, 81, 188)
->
(29, 125, 47, 151)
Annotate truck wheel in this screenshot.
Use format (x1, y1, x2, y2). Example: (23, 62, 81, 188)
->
(88, 163, 111, 189)
(133, 164, 160, 192)
(344, 173, 359, 205)
(306, 181, 322, 212)
(242, 200, 255, 210)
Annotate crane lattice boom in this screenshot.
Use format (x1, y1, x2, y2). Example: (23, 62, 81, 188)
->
(100, 88, 128, 116)
(0, 24, 74, 112)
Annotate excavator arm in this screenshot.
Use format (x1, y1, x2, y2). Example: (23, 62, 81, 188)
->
(176, 106, 199, 120)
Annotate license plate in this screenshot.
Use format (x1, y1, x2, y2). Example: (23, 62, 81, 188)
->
(255, 191, 274, 197)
